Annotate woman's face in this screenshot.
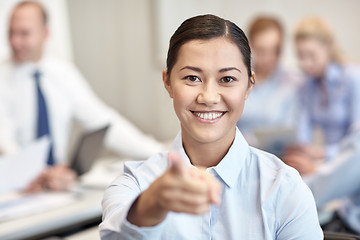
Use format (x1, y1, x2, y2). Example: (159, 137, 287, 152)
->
(163, 37, 254, 146)
(296, 38, 331, 78)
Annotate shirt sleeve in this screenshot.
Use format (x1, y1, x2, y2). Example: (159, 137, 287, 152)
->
(99, 163, 167, 240)
(275, 168, 323, 240)
(64, 63, 164, 159)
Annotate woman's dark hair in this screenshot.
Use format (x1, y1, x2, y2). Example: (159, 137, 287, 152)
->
(166, 14, 253, 83)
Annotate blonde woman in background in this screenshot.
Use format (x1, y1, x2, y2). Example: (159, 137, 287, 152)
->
(285, 17, 360, 235)
(284, 17, 360, 175)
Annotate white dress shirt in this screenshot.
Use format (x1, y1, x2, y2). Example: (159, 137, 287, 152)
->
(0, 57, 163, 163)
(303, 122, 360, 234)
(100, 128, 323, 240)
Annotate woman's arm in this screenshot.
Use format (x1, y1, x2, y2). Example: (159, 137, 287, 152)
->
(100, 152, 221, 240)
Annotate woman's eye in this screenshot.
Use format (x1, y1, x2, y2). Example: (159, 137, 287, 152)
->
(220, 76, 234, 83)
(185, 75, 200, 82)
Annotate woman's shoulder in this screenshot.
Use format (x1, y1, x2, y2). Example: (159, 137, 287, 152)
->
(248, 147, 287, 168)
(248, 146, 302, 186)
(125, 151, 168, 171)
(343, 64, 360, 82)
(247, 147, 314, 213)
(337, 64, 360, 96)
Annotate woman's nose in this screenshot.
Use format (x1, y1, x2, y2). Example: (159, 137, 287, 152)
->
(196, 83, 221, 105)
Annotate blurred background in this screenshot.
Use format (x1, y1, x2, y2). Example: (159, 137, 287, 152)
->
(2, 1, 360, 239)
(1, 0, 360, 142)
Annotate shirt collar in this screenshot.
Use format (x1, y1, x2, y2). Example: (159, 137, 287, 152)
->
(170, 132, 193, 168)
(210, 128, 249, 188)
(11, 56, 47, 73)
(170, 128, 249, 188)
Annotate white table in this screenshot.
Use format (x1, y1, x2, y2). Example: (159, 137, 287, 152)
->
(0, 187, 104, 240)
(0, 158, 126, 240)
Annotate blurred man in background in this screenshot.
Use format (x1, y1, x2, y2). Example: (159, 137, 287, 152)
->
(236, 16, 299, 148)
(0, 1, 163, 192)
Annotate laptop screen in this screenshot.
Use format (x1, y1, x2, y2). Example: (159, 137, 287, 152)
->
(71, 125, 110, 175)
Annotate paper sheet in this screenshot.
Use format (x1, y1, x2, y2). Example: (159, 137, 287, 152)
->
(0, 137, 50, 194)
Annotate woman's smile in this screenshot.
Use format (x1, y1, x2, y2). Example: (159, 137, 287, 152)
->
(191, 110, 226, 123)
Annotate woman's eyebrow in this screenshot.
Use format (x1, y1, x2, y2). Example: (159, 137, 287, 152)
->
(219, 67, 241, 73)
(180, 66, 202, 72)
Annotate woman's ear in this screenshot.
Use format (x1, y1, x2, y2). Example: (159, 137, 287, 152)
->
(245, 71, 255, 99)
(163, 69, 174, 98)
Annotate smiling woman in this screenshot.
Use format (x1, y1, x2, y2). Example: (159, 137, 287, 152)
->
(99, 14, 323, 239)
(163, 37, 253, 167)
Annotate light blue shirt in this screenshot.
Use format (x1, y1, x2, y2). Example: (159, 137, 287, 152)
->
(237, 66, 299, 138)
(99, 128, 322, 239)
(297, 63, 360, 159)
(303, 122, 360, 234)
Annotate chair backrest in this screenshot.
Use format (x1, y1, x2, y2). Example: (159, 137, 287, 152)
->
(324, 231, 360, 240)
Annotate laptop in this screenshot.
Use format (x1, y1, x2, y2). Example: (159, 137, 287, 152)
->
(70, 125, 110, 175)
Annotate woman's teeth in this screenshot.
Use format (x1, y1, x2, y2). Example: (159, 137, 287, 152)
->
(194, 112, 224, 120)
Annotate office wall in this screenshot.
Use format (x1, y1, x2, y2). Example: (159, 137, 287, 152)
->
(67, 0, 179, 141)
(67, 0, 360, 141)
